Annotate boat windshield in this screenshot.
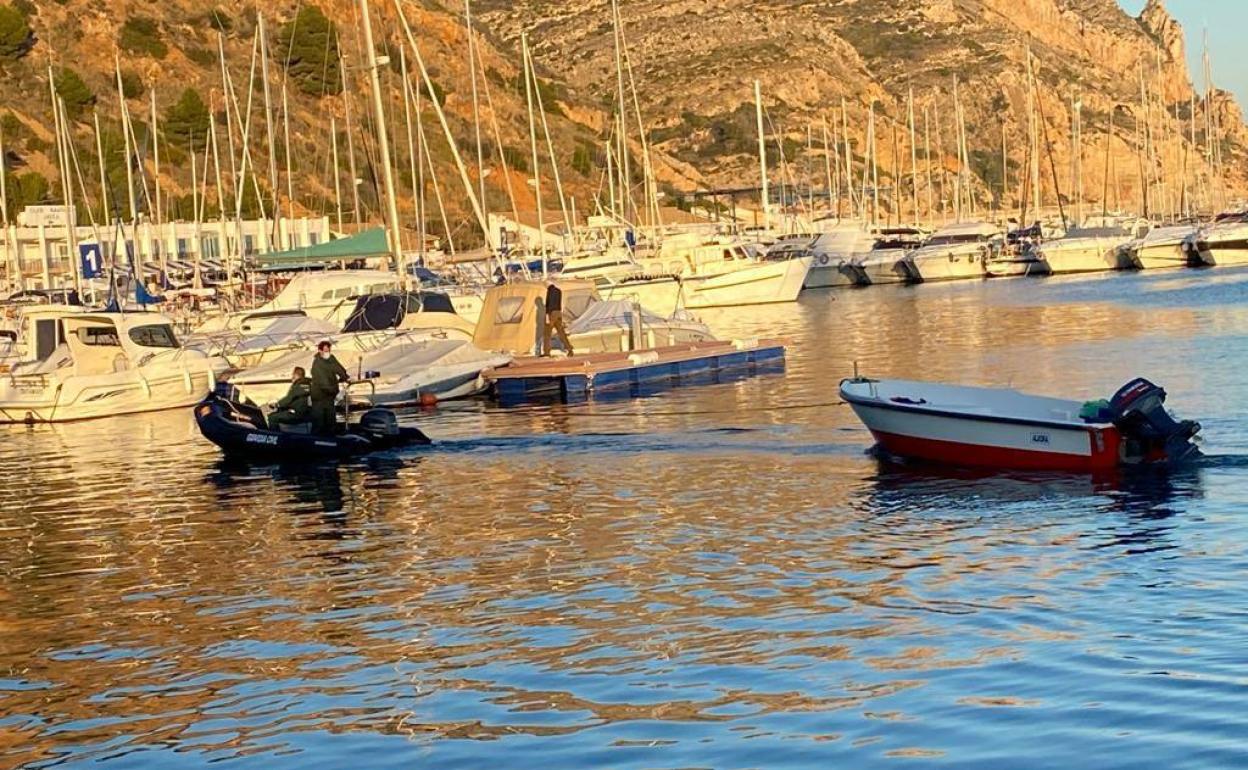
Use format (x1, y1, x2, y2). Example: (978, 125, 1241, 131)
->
(926, 233, 989, 246)
(128, 324, 180, 348)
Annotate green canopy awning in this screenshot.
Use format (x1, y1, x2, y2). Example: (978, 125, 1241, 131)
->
(254, 228, 390, 271)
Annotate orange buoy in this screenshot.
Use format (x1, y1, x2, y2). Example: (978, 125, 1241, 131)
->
(419, 392, 439, 408)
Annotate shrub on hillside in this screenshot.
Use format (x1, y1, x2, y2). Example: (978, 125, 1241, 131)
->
(164, 88, 209, 144)
(54, 67, 95, 117)
(119, 17, 168, 59)
(276, 5, 341, 96)
(119, 70, 144, 99)
(0, 4, 34, 62)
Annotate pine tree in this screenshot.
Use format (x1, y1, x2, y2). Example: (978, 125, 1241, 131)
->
(55, 68, 95, 117)
(164, 88, 209, 144)
(0, 4, 33, 62)
(277, 5, 342, 97)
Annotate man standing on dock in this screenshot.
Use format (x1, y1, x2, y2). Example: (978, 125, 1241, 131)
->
(543, 279, 574, 357)
(310, 341, 350, 435)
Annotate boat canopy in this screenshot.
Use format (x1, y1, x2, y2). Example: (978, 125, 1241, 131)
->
(340, 292, 458, 333)
(472, 280, 598, 354)
(254, 228, 390, 271)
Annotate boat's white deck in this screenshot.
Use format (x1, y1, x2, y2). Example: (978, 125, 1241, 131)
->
(840, 378, 1104, 427)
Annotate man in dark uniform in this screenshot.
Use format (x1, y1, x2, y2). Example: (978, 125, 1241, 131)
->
(310, 340, 350, 435)
(268, 366, 311, 429)
(542, 279, 574, 357)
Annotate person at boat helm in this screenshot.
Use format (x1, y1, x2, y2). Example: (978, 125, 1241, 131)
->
(543, 278, 574, 357)
(310, 341, 350, 435)
(267, 367, 312, 429)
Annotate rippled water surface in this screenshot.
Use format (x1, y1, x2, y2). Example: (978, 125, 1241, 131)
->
(4, 270, 1248, 769)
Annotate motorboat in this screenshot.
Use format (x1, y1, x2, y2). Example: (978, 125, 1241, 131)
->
(193, 270, 401, 334)
(195, 389, 430, 461)
(1033, 217, 1150, 274)
(225, 332, 510, 407)
(0, 312, 228, 423)
(597, 234, 812, 314)
(903, 222, 1001, 282)
(1127, 223, 1197, 270)
(839, 376, 1200, 472)
(186, 290, 476, 369)
(789, 224, 877, 289)
(472, 280, 714, 356)
(1185, 211, 1248, 267)
(850, 227, 929, 286)
(986, 249, 1048, 277)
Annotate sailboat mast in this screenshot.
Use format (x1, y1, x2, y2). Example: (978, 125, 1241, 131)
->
(340, 55, 361, 224)
(114, 59, 137, 223)
(257, 14, 282, 248)
(330, 118, 343, 231)
(357, 0, 405, 278)
(465, 0, 488, 225)
(755, 80, 769, 232)
(522, 31, 545, 272)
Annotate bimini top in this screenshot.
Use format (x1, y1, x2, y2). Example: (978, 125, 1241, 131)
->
(472, 280, 599, 354)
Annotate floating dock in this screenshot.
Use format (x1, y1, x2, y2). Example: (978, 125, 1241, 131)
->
(484, 339, 786, 405)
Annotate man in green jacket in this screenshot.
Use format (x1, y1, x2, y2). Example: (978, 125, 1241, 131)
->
(268, 367, 312, 429)
(310, 340, 350, 435)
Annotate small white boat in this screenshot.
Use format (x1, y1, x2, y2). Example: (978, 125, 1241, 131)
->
(1186, 212, 1248, 267)
(0, 312, 228, 423)
(194, 270, 401, 334)
(1035, 218, 1150, 274)
(1129, 224, 1197, 270)
(851, 227, 928, 286)
(839, 376, 1200, 472)
(904, 222, 1001, 282)
(598, 234, 811, 313)
(796, 225, 878, 288)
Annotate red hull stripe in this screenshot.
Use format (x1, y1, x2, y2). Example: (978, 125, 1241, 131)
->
(870, 428, 1121, 471)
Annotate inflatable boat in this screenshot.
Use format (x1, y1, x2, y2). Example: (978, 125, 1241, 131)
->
(840, 376, 1200, 471)
(194, 392, 431, 461)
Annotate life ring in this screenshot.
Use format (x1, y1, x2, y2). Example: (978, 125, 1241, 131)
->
(818, 255, 830, 266)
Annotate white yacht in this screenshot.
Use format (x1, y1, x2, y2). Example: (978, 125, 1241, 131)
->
(193, 270, 401, 334)
(1127, 224, 1197, 270)
(0, 312, 227, 423)
(186, 290, 476, 369)
(850, 227, 929, 285)
(1186, 212, 1248, 267)
(904, 222, 1001, 282)
(1033, 218, 1150, 275)
(598, 233, 812, 314)
(790, 224, 878, 289)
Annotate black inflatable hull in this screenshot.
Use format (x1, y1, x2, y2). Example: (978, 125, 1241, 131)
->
(194, 396, 431, 461)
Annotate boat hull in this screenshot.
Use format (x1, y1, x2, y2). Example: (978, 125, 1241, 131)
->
(1195, 241, 1248, 267)
(1133, 243, 1189, 270)
(0, 368, 219, 424)
(846, 400, 1121, 471)
(1038, 243, 1123, 274)
(804, 261, 862, 289)
(601, 257, 812, 312)
(907, 251, 986, 282)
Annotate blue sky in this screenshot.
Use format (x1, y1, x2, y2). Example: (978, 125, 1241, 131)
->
(1118, 0, 1246, 105)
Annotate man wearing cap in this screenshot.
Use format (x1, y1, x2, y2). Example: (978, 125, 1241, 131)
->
(310, 340, 350, 435)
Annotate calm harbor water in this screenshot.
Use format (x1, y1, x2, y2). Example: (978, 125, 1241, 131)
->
(3, 269, 1248, 768)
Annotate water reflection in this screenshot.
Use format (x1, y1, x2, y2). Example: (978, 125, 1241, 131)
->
(3, 273, 1248, 769)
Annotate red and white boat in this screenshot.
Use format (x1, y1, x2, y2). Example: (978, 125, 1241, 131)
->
(839, 377, 1200, 472)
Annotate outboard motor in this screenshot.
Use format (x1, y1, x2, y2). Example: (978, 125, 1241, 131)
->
(358, 408, 400, 438)
(1107, 378, 1201, 464)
